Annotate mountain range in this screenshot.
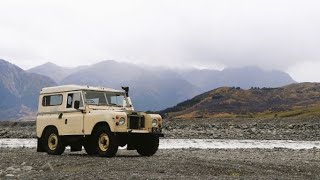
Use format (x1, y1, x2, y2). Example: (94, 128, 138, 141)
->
(28, 60, 199, 111)
(28, 60, 295, 111)
(179, 66, 295, 92)
(0, 59, 296, 120)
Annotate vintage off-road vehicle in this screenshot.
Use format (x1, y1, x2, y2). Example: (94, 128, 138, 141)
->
(36, 85, 163, 157)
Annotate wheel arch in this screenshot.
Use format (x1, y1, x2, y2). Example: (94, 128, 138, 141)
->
(41, 125, 59, 138)
(91, 122, 111, 135)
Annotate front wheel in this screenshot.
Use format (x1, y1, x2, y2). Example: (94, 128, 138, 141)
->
(136, 135, 159, 156)
(83, 135, 97, 156)
(44, 127, 65, 155)
(93, 126, 118, 157)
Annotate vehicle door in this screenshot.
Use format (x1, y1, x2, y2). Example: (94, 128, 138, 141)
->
(60, 91, 85, 135)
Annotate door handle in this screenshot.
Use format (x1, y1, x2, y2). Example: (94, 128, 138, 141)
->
(58, 113, 63, 119)
(65, 119, 68, 124)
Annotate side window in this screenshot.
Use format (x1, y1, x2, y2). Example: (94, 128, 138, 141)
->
(73, 92, 83, 108)
(66, 92, 83, 109)
(66, 94, 73, 108)
(42, 95, 63, 106)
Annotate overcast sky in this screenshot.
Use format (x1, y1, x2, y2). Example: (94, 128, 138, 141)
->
(0, 0, 320, 82)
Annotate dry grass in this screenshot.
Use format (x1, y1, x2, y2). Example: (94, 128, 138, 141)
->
(162, 83, 320, 119)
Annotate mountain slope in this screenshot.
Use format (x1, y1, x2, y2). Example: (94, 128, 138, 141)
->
(179, 66, 295, 92)
(0, 59, 56, 120)
(161, 82, 320, 118)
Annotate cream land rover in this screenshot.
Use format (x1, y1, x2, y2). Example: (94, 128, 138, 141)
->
(36, 85, 163, 157)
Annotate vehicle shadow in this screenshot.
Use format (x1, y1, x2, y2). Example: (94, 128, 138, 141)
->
(65, 153, 141, 158)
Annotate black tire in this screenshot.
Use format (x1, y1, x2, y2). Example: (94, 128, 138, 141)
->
(43, 127, 65, 155)
(37, 138, 46, 152)
(83, 135, 97, 156)
(93, 126, 118, 157)
(137, 135, 159, 156)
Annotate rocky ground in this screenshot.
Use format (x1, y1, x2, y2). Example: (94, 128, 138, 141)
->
(163, 117, 320, 140)
(0, 148, 320, 179)
(0, 121, 34, 138)
(1, 118, 320, 179)
(1, 117, 320, 140)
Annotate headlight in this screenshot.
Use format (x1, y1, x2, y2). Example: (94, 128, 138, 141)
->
(119, 117, 126, 125)
(152, 119, 158, 127)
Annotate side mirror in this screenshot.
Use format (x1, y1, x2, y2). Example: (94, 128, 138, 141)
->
(74, 100, 80, 109)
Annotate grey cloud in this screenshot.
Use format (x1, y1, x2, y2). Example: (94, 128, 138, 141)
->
(0, 0, 320, 81)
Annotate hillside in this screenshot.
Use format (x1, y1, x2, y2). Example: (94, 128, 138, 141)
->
(161, 82, 320, 119)
(0, 59, 56, 120)
(29, 61, 295, 111)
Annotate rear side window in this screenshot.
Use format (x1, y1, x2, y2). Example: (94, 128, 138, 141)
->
(42, 95, 63, 106)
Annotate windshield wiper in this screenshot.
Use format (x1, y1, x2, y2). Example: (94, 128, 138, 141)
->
(96, 103, 108, 106)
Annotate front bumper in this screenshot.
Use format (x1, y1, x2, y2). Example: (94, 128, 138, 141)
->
(152, 127, 164, 137)
(126, 129, 164, 137)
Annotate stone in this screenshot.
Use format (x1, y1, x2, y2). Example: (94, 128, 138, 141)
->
(22, 166, 33, 171)
(6, 167, 15, 171)
(29, 170, 38, 174)
(288, 124, 294, 129)
(40, 162, 54, 171)
(21, 162, 26, 166)
(5, 174, 15, 177)
(14, 168, 21, 172)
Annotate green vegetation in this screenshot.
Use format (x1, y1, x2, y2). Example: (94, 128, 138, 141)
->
(257, 105, 320, 119)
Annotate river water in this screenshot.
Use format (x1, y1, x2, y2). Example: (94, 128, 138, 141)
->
(1, 138, 320, 149)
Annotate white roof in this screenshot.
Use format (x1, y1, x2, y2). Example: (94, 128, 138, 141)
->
(41, 84, 124, 94)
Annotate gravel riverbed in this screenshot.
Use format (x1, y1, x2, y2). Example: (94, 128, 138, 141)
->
(1, 118, 320, 179)
(0, 148, 320, 179)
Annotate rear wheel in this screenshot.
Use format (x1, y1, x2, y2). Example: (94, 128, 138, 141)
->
(93, 126, 118, 157)
(44, 127, 65, 155)
(136, 135, 159, 156)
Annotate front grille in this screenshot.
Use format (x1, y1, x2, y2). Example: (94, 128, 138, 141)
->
(128, 115, 145, 129)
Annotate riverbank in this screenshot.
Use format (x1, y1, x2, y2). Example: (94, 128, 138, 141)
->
(0, 148, 320, 179)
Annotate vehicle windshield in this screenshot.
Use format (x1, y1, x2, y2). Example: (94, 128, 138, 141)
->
(84, 91, 127, 107)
